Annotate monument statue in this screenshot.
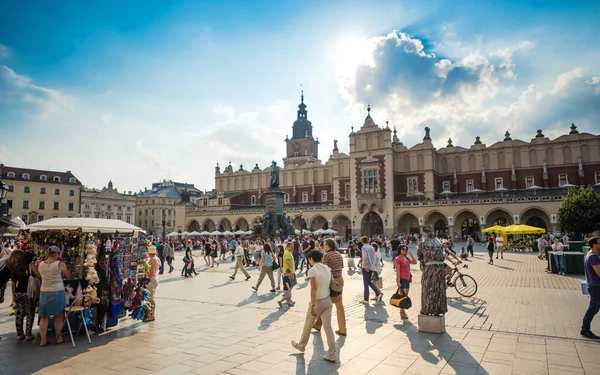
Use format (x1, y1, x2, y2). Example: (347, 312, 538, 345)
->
(269, 161, 280, 188)
(417, 224, 447, 316)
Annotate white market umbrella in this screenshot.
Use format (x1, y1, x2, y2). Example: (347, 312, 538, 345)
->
(313, 228, 325, 235)
(527, 185, 543, 196)
(2, 233, 17, 237)
(222, 230, 234, 236)
(495, 187, 509, 197)
(470, 188, 484, 198)
(199, 231, 210, 236)
(189, 231, 202, 236)
(440, 190, 453, 199)
(210, 231, 222, 236)
(27, 218, 145, 234)
(323, 229, 338, 235)
(233, 230, 246, 236)
(560, 183, 577, 188)
(413, 191, 425, 201)
(167, 231, 180, 237)
(244, 230, 253, 235)
(181, 231, 190, 236)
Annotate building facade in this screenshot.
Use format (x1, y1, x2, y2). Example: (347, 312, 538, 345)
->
(80, 181, 136, 224)
(136, 180, 202, 236)
(183, 94, 600, 239)
(0, 164, 83, 224)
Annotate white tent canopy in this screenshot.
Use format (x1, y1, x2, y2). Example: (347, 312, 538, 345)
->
(199, 231, 210, 236)
(233, 230, 246, 236)
(210, 231, 222, 236)
(189, 231, 202, 236)
(167, 231, 180, 237)
(27, 218, 145, 234)
(221, 230, 234, 236)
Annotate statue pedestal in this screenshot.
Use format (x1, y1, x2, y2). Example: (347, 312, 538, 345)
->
(264, 188, 285, 214)
(418, 314, 445, 334)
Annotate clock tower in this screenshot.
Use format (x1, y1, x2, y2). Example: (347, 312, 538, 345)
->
(283, 91, 320, 167)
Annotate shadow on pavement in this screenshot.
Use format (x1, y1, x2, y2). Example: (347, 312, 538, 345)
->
(447, 297, 487, 316)
(364, 303, 389, 334)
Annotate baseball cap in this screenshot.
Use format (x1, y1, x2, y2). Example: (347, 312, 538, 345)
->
(49, 245, 62, 253)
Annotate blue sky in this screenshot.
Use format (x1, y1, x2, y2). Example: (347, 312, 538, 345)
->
(1, 0, 599, 192)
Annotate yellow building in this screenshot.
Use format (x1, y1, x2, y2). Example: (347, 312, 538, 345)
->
(0, 164, 82, 224)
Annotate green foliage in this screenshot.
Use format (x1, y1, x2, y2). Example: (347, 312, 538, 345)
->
(557, 186, 600, 235)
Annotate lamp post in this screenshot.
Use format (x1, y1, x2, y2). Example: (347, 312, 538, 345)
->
(162, 210, 166, 241)
(299, 210, 304, 238)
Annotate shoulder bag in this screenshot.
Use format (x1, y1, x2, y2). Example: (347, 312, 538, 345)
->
(26, 265, 41, 300)
(329, 273, 342, 298)
(389, 288, 412, 309)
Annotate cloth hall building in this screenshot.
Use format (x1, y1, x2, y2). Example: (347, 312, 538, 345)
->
(180, 93, 600, 240)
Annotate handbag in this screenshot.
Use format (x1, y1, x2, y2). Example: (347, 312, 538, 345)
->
(371, 271, 379, 281)
(389, 288, 412, 309)
(272, 258, 280, 271)
(27, 271, 41, 300)
(329, 275, 342, 297)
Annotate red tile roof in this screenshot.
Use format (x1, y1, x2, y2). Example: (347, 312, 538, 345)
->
(0, 164, 82, 186)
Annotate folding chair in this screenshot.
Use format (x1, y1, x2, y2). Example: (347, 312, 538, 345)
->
(64, 294, 92, 348)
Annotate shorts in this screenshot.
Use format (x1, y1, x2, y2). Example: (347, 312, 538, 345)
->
(371, 271, 380, 281)
(220, 249, 227, 254)
(39, 290, 66, 317)
(283, 290, 292, 301)
(210, 251, 218, 258)
(399, 278, 410, 289)
(147, 278, 158, 301)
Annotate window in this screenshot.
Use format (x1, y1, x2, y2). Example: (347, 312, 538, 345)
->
(54, 188, 60, 195)
(596, 172, 600, 184)
(24, 186, 30, 193)
(69, 190, 74, 196)
(22, 200, 29, 209)
(144, 209, 148, 215)
(38, 215, 44, 222)
(40, 187, 46, 194)
(39, 201, 45, 210)
(53, 202, 59, 210)
(22, 173, 30, 180)
(559, 174, 568, 186)
(53, 176, 60, 182)
(126, 215, 131, 223)
(84, 203, 90, 208)
(495, 178, 503, 189)
(302, 192, 309, 202)
(251, 196, 256, 205)
(6, 172, 15, 178)
(85, 214, 90, 218)
(321, 191, 328, 201)
(8, 185, 14, 192)
(67, 215, 73, 218)
(40, 175, 47, 181)
(152, 199, 155, 204)
(151, 209, 155, 215)
(69, 177, 76, 183)
(21, 215, 28, 224)
(151, 220, 155, 227)
(203, 199, 208, 207)
(284, 193, 290, 203)
(218, 198, 223, 205)
(126, 206, 131, 211)
(526, 176, 534, 188)
(107, 205, 111, 209)
(107, 215, 112, 219)
(6, 199, 12, 208)
(466, 180, 474, 192)
(362, 169, 379, 193)
(95, 213, 100, 219)
(167, 209, 171, 215)
(68, 203, 74, 211)
(345, 183, 351, 199)
(117, 215, 122, 221)
(95, 204, 100, 210)
(407, 178, 418, 196)
(117, 205, 122, 210)
(442, 181, 451, 192)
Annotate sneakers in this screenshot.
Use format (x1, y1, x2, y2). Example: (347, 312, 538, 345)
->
(252, 286, 258, 291)
(246, 276, 251, 281)
(291, 340, 305, 352)
(335, 330, 346, 336)
(323, 354, 337, 362)
(288, 302, 295, 307)
(25, 335, 35, 341)
(277, 301, 283, 308)
(359, 300, 369, 305)
(16, 335, 25, 341)
(229, 276, 235, 280)
(581, 330, 600, 340)
(376, 295, 383, 302)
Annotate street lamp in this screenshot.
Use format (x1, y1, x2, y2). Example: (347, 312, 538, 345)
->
(162, 209, 166, 241)
(299, 210, 304, 238)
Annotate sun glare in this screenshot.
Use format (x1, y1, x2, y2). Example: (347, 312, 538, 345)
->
(333, 35, 376, 78)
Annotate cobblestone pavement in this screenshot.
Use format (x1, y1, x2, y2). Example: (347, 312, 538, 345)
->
(0, 243, 599, 375)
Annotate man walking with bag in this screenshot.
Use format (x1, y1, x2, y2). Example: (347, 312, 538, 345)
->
(313, 239, 346, 336)
(581, 237, 600, 340)
(359, 236, 382, 304)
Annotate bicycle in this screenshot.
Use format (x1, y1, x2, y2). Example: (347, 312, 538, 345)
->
(446, 263, 478, 297)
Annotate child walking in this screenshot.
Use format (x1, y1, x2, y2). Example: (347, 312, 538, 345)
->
(277, 268, 295, 308)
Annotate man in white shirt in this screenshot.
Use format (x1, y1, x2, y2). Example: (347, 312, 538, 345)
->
(229, 245, 251, 280)
(552, 238, 565, 275)
(495, 235, 504, 260)
(538, 235, 547, 260)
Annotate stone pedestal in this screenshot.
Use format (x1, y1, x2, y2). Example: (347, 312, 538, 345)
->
(264, 188, 284, 214)
(418, 314, 445, 334)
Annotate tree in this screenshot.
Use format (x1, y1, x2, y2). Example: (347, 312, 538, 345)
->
(557, 186, 600, 236)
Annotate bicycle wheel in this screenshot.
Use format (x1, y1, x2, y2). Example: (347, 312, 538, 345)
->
(454, 274, 477, 297)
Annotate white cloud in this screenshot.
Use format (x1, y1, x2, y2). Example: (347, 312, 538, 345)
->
(0, 43, 8, 59)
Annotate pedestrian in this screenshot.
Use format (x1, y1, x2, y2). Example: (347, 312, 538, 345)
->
(495, 234, 504, 259)
(182, 248, 197, 277)
(359, 237, 382, 304)
(276, 244, 284, 290)
(32, 245, 71, 346)
(552, 238, 565, 275)
(229, 241, 251, 281)
(537, 234, 547, 260)
(9, 249, 36, 341)
(391, 235, 400, 260)
(203, 240, 211, 266)
(157, 241, 165, 274)
(460, 247, 469, 260)
(581, 237, 600, 340)
(313, 238, 346, 336)
(394, 245, 417, 320)
(144, 245, 161, 322)
(486, 236, 495, 265)
(466, 235, 475, 257)
(371, 243, 384, 297)
(220, 239, 228, 261)
(164, 241, 175, 273)
(347, 240, 357, 271)
(252, 243, 276, 293)
(291, 250, 337, 362)
(210, 240, 220, 268)
(278, 268, 295, 308)
(292, 238, 300, 269)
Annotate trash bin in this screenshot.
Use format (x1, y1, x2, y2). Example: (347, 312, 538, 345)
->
(569, 241, 585, 253)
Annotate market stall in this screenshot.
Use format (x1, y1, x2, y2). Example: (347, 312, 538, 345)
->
(26, 218, 151, 330)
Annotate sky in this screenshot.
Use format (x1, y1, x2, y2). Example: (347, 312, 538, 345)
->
(1, 0, 599, 193)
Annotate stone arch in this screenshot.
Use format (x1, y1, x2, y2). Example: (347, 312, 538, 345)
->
(563, 146, 572, 163)
(217, 218, 232, 231)
(513, 150, 521, 167)
(498, 151, 505, 169)
(546, 147, 554, 165)
(234, 217, 249, 231)
(424, 210, 448, 237)
(519, 206, 551, 231)
(378, 133, 384, 148)
(441, 157, 448, 174)
(453, 209, 480, 241)
(417, 153, 424, 170)
(187, 219, 201, 232)
(454, 156, 462, 172)
(292, 215, 308, 231)
(581, 144, 590, 161)
(202, 218, 216, 232)
(331, 214, 351, 238)
(529, 149, 537, 166)
(404, 155, 411, 172)
(484, 208, 513, 227)
(361, 211, 383, 237)
(424, 209, 447, 225)
(309, 215, 328, 231)
(397, 211, 419, 234)
(483, 153, 490, 169)
(468, 154, 476, 171)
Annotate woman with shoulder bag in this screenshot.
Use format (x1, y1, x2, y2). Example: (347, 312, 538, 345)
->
(275, 244, 284, 290)
(252, 243, 276, 293)
(394, 245, 417, 320)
